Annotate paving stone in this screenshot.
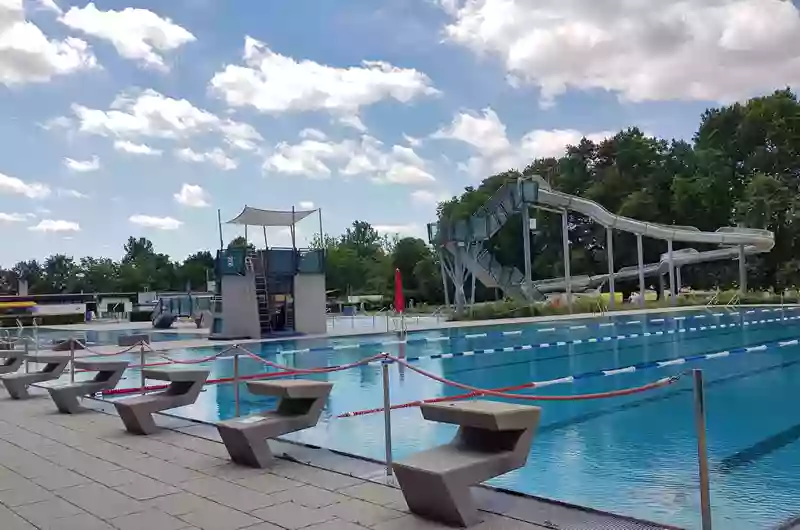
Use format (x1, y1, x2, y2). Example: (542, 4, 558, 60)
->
(33, 512, 115, 530)
(232, 472, 303, 495)
(12, 497, 85, 526)
(56, 482, 145, 519)
(110, 508, 189, 530)
(182, 476, 275, 512)
(471, 514, 551, 530)
(112, 475, 181, 500)
(371, 514, 454, 530)
(0, 504, 37, 530)
(122, 456, 205, 485)
(252, 502, 336, 529)
(270, 464, 363, 491)
(338, 482, 407, 511)
(31, 467, 92, 490)
(320, 499, 405, 527)
(265, 484, 350, 508)
(84, 468, 143, 487)
(177, 503, 262, 530)
(304, 519, 372, 530)
(0, 467, 24, 491)
(0, 480, 54, 506)
(147, 492, 216, 516)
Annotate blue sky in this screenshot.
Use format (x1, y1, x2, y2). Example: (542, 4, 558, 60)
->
(1, 0, 799, 265)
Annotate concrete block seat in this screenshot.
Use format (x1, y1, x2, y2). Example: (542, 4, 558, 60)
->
(47, 359, 129, 414)
(217, 380, 333, 468)
(0, 354, 70, 400)
(52, 338, 85, 352)
(113, 367, 209, 435)
(0, 349, 25, 374)
(392, 400, 541, 528)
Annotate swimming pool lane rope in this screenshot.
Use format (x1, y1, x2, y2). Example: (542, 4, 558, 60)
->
(336, 336, 800, 417)
(275, 307, 797, 357)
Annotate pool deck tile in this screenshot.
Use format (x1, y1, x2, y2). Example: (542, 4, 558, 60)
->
(0, 385, 676, 530)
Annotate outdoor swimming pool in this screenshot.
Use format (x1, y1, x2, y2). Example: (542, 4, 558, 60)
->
(101, 307, 800, 529)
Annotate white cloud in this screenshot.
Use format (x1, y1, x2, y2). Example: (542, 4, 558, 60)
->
(438, 0, 800, 105)
(210, 36, 439, 116)
(298, 201, 314, 210)
(113, 140, 162, 156)
(411, 189, 450, 207)
(0, 171, 50, 198)
(60, 2, 195, 71)
(432, 107, 611, 176)
(39, 115, 72, 130)
(29, 219, 80, 232)
(173, 183, 210, 207)
(33, 0, 61, 15)
(71, 89, 261, 150)
(338, 114, 367, 132)
(403, 134, 422, 147)
(299, 128, 327, 141)
(374, 223, 424, 238)
(175, 147, 236, 170)
(57, 188, 88, 199)
(0, 0, 96, 86)
(0, 212, 30, 222)
(129, 214, 182, 230)
(63, 155, 99, 172)
(265, 134, 436, 185)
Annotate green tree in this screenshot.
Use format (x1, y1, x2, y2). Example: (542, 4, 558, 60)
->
(227, 236, 256, 253)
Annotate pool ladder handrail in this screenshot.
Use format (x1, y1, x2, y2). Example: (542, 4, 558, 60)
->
(726, 293, 740, 309)
(706, 290, 720, 308)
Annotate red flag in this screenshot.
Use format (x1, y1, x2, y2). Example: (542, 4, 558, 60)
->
(394, 268, 405, 313)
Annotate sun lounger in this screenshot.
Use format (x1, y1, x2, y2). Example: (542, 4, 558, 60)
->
(392, 400, 541, 527)
(1, 354, 70, 400)
(0, 349, 25, 375)
(216, 380, 333, 468)
(46, 359, 129, 413)
(113, 367, 209, 435)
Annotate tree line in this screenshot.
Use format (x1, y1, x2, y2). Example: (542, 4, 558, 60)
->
(439, 89, 800, 294)
(4, 89, 797, 301)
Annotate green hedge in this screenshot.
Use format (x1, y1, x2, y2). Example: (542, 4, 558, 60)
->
(450, 291, 798, 322)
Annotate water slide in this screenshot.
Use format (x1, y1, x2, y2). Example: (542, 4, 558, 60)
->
(435, 178, 775, 303)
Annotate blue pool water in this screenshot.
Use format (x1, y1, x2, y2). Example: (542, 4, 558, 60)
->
(100, 307, 800, 529)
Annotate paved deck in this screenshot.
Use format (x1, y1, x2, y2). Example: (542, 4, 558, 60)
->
(0, 386, 674, 530)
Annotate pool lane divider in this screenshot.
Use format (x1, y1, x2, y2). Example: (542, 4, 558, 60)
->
(337, 334, 800, 418)
(274, 307, 798, 357)
(359, 315, 800, 365)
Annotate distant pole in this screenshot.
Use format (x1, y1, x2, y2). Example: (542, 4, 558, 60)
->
(318, 208, 325, 268)
(217, 209, 224, 250)
(607, 226, 615, 309)
(637, 234, 645, 307)
(693, 369, 713, 530)
(667, 240, 676, 306)
(561, 210, 572, 313)
(290, 206, 297, 251)
(262, 226, 269, 250)
(738, 244, 747, 295)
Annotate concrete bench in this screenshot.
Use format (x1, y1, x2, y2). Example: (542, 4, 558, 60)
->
(216, 380, 333, 468)
(0, 354, 70, 400)
(46, 359, 129, 414)
(0, 349, 25, 374)
(392, 400, 541, 527)
(117, 334, 149, 347)
(113, 367, 209, 435)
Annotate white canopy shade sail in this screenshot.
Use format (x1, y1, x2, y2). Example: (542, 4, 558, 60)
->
(226, 206, 317, 227)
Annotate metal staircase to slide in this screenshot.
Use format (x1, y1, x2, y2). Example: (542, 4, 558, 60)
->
(441, 179, 540, 303)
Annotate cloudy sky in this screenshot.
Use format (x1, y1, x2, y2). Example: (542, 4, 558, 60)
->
(1, 0, 799, 264)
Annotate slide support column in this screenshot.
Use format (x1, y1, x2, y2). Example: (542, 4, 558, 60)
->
(637, 234, 645, 307)
(606, 226, 615, 309)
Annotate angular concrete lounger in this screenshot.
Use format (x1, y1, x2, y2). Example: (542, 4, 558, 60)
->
(0, 349, 25, 375)
(0, 354, 70, 400)
(46, 359, 129, 414)
(113, 367, 209, 435)
(392, 400, 541, 527)
(216, 380, 333, 468)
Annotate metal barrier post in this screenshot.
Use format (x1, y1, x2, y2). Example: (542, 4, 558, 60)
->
(139, 341, 146, 395)
(69, 339, 75, 384)
(382, 359, 394, 477)
(24, 339, 29, 374)
(234, 351, 241, 417)
(693, 369, 713, 530)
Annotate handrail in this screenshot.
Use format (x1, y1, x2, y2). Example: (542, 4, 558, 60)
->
(706, 290, 720, 308)
(726, 294, 740, 308)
